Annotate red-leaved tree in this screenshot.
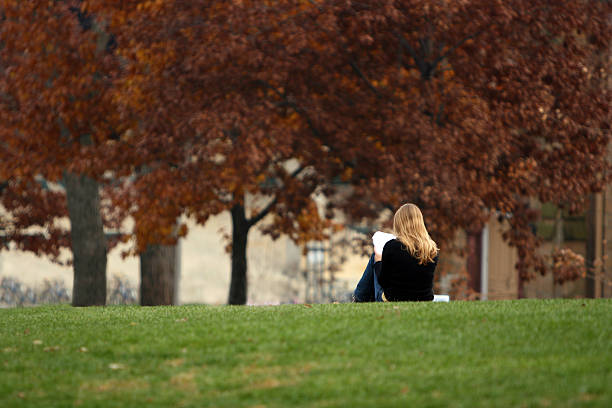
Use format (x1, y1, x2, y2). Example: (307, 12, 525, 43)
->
(0, 0, 120, 305)
(5, 0, 607, 306)
(89, 0, 609, 303)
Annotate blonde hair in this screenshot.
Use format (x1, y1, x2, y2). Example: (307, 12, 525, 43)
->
(393, 203, 438, 264)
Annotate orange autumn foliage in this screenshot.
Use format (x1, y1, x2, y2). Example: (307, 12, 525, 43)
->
(1, 1, 610, 305)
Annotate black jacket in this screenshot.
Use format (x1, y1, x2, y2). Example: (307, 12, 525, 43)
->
(373, 239, 437, 301)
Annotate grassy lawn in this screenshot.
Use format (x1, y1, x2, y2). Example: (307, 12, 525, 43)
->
(1, 299, 611, 408)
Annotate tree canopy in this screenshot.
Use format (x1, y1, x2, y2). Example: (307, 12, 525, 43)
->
(1, 0, 610, 304)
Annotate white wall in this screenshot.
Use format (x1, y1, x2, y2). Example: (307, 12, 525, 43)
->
(1, 211, 370, 305)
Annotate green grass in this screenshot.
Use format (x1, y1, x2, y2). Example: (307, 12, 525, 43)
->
(1, 299, 611, 408)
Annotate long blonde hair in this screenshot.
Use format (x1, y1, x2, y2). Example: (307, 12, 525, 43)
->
(393, 203, 438, 264)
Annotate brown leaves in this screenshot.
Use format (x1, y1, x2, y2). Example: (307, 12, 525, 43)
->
(551, 248, 586, 285)
(0, 0, 122, 259)
(2, 0, 609, 288)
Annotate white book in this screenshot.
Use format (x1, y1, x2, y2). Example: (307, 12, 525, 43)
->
(372, 231, 396, 255)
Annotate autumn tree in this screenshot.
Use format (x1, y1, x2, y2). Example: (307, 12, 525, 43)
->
(1, 0, 607, 306)
(320, 0, 610, 284)
(89, 0, 389, 305)
(89, 0, 610, 304)
(0, 0, 120, 305)
(0, 177, 68, 260)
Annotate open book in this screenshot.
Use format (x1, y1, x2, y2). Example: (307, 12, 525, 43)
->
(433, 295, 450, 302)
(372, 231, 450, 303)
(372, 231, 396, 254)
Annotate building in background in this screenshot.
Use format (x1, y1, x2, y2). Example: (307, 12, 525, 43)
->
(459, 189, 610, 300)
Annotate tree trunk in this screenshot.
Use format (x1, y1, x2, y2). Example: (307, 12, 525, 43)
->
(586, 193, 603, 298)
(552, 207, 564, 297)
(466, 229, 482, 295)
(63, 172, 107, 306)
(140, 243, 177, 305)
(228, 204, 250, 305)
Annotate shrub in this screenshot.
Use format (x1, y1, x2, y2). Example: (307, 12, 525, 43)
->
(0, 274, 137, 307)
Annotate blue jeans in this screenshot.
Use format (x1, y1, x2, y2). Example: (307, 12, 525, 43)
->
(353, 254, 384, 302)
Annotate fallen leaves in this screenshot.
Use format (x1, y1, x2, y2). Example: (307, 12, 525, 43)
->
(108, 363, 125, 370)
(578, 393, 597, 402)
(80, 378, 150, 393)
(169, 370, 197, 392)
(164, 358, 185, 367)
(250, 378, 282, 390)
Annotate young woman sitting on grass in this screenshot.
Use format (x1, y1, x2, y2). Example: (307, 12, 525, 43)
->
(353, 203, 439, 302)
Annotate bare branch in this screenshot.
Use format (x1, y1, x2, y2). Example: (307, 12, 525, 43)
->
(247, 195, 277, 227)
(349, 59, 382, 98)
(396, 33, 425, 73)
(246, 165, 306, 227)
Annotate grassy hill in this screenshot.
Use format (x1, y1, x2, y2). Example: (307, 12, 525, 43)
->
(1, 299, 610, 407)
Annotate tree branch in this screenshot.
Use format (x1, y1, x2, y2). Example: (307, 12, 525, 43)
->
(247, 196, 278, 228)
(246, 165, 306, 227)
(255, 79, 323, 139)
(396, 33, 426, 74)
(433, 28, 487, 67)
(396, 27, 487, 80)
(435, 101, 446, 126)
(348, 59, 381, 98)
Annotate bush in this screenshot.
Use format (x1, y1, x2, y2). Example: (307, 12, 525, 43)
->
(107, 274, 138, 305)
(0, 274, 137, 307)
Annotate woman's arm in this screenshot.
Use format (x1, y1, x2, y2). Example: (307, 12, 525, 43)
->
(375, 240, 399, 288)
